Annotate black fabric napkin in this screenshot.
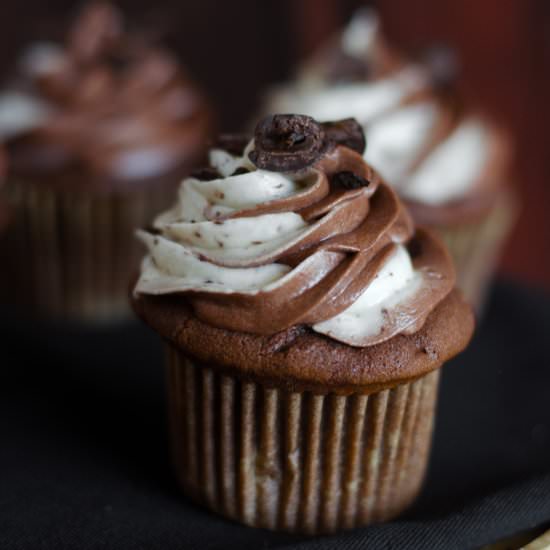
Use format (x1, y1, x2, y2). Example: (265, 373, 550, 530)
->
(1, 280, 549, 550)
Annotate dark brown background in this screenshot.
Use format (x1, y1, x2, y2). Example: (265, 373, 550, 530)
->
(0, 0, 548, 289)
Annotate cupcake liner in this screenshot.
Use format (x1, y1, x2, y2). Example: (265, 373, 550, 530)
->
(166, 345, 441, 534)
(436, 190, 517, 312)
(0, 178, 177, 321)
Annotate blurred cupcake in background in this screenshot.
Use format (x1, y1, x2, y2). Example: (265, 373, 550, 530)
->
(0, 1, 214, 321)
(263, 9, 516, 310)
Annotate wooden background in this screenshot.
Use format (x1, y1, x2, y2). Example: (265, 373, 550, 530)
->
(0, 0, 548, 289)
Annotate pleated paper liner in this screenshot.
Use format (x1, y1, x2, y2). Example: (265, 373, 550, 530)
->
(166, 345, 441, 535)
(436, 190, 517, 312)
(0, 178, 176, 322)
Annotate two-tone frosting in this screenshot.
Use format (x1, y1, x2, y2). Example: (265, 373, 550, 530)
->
(263, 9, 507, 212)
(134, 115, 455, 347)
(0, 2, 212, 181)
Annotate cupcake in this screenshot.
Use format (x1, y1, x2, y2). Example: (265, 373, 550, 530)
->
(0, 1, 213, 321)
(263, 9, 516, 310)
(131, 114, 474, 534)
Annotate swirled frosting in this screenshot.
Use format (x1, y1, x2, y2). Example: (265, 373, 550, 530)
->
(1, 2, 212, 181)
(263, 9, 508, 211)
(134, 115, 455, 347)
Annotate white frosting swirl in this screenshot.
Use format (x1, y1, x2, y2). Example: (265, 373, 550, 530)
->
(0, 92, 51, 139)
(314, 245, 421, 344)
(402, 119, 490, 205)
(135, 146, 428, 346)
(0, 43, 65, 139)
(341, 8, 380, 58)
(268, 68, 427, 126)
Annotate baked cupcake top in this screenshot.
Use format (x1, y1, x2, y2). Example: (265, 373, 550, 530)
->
(132, 115, 474, 392)
(263, 9, 510, 225)
(0, 2, 212, 188)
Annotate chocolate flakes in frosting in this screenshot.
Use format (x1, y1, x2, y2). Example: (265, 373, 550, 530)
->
(134, 115, 456, 348)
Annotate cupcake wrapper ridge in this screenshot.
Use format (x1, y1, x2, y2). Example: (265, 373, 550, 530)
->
(166, 346, 440, 535)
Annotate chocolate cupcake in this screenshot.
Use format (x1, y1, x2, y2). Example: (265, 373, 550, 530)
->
(131, 114, 474, 534)
(263, 9, 516, 310)
(0, 2, 213, 321)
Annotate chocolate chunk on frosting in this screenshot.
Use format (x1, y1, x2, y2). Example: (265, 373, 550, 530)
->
(322, 118, 366, 155)
(134, 115, 456, 348)
(249, 114, 327, 172)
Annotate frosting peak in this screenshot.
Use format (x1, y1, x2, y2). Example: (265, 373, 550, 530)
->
(134, 116, 455, 347)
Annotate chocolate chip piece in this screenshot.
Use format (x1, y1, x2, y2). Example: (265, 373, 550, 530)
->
(249, 114, 326, 172)
(231, 167, 250, 176)
(322, 119, 366, 155)
(215, 134, 251, 156)
(331, 171, 370, 190)
(191, 167, 220, 181)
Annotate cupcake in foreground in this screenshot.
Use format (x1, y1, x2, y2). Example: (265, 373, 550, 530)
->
(0, 1, 213, 321)
(263, 9, 516, 310)
(132, 114, 474, 534)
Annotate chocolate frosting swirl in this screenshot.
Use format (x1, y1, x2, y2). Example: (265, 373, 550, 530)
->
(134, 116, 455, 347)
(5, 2, 212, 182)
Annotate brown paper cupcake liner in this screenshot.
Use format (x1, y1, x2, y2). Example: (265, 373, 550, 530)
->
(436, 190, 517, 312)
(166, 345, 441, 535)
(0, 179, 177, 321)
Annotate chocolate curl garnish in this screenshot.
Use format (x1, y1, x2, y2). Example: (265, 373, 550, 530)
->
(215, 134, 251, 156)
(69, 2, 123, 63)
(322, 118, 366, 155)
(249, 114, 326, 172)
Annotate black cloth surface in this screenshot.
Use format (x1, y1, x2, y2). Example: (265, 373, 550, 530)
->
(1, 280, 549, 550)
